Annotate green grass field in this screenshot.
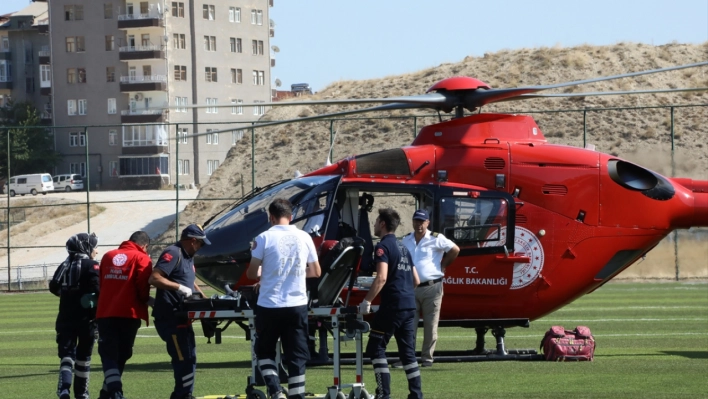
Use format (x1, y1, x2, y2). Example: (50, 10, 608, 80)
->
(1, 282, 707, 399)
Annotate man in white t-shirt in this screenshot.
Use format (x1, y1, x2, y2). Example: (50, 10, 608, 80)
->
(247, 199, 321, 399)
(400, 209, 459, 367)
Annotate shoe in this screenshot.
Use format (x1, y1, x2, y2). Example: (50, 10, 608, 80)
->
(392, 361, 403, 368)
(270, 392, 286, 399)
(59, 390, 70, 399)
(421, 361, 433, 367)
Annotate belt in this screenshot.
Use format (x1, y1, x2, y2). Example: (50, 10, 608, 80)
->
(418, 277, 442, 287)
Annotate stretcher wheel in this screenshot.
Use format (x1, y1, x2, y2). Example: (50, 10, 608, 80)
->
(348, 388, 371, 399)
(246, 389, 267, 399)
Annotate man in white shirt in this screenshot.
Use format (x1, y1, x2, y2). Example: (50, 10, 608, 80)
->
(400, 209, 460, 367)
(247, 199, 321, 399)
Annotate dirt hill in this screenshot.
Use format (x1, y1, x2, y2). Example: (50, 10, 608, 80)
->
(158, 42, 708, 278)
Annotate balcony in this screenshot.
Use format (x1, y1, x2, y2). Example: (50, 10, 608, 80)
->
(39, 46, 50, 64)
(119, 75, 167, 92)
(0, 77, 12, 90)
(120, 108, 165, 123)
(41, 111, 52, 123)
(119, 44, 165, 61)
(37, 20, 49, 34)
(117, 11, 164, 29)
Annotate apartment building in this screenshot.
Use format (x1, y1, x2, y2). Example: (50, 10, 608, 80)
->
(0, 2, 51, 113)
(33, 0, 273, 190)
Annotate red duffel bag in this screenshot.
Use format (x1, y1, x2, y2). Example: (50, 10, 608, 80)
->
(540, 325, 596, 361)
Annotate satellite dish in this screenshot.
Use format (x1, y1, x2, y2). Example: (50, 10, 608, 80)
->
(271, 45, 280, 53)
(275, 78, 282, 88)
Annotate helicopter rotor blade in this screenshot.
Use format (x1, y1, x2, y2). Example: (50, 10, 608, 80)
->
(508, 87, 708, 100)
(180, 102, 422, 140)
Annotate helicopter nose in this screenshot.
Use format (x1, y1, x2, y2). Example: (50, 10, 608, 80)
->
(670, 178, 708, 228)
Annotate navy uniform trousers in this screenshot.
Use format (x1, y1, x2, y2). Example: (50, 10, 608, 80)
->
(155, 319, 197, 399)
(255, 304, 310, 399)
(366, 308, 423, 399)
(56, 320, 96, 399)
(97, 318, 142, 398)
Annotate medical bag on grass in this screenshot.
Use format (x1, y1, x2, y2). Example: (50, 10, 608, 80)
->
(540, 325, 596, 361)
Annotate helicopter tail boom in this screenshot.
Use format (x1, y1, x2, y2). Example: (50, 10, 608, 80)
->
(671, 178, 708, 228)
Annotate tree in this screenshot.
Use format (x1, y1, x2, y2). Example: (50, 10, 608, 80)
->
(0, 101, 61, 178)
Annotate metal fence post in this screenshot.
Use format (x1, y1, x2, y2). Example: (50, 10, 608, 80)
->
(175, 123, 180, 241)
(84, 126, 91, 234)
(251, 123, 256, 191)
(670, 107, 679, 281)
(329, 120, 334, 163)
(583, 109, 587, 148)
(5, 128, 10, 292)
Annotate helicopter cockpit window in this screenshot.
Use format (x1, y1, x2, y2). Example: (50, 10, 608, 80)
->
(292, 192, 330, 236)
(439, 197, 508, 248)
(207, 175, 339, 232)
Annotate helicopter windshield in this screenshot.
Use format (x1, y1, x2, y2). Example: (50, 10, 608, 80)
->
(207, 175, 340, 232)
(196, 175, 341, 291)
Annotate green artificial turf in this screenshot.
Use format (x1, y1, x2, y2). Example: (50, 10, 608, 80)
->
(1, 282, 706, 399)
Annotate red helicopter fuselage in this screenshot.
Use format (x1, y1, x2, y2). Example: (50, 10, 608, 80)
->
(196, 113, 708, 323)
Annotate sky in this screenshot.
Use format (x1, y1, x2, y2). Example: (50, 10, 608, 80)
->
(2, 0, 707, 92)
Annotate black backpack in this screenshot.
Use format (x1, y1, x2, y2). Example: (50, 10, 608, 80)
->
(49, 258, 82, 296)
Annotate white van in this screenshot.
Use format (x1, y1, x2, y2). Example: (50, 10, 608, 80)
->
(4, 173, 54, 196)
(53, 174, 84, 191)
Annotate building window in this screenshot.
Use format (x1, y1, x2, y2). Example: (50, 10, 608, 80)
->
(67, 100, 77, 115)
(236, 38, 242, 53)
(40, 65, 51, 85)
(67, 68, 77, 84)
(232, 129, 243, 145)
(178, 127, 189, 143)
(252, 40, 264, 55)
(250, 9, 262, 25)
(77, 68, 86, 83)
(229, 7, 240, 22)
(209, 131, 219, 144)
(173, 33, 185, 49)
(122, 125, 169, 146)
(204, 36, 216, 51)
(1, 37, 9, 51)
(70, 162, 87, 177)
(253, 70, 265, 85)
(109, 161, 119, 177)
(171, 2, 184, 17)
(107, 98, 116, 114)
(207, 160, 219, 175)
(175, 96, 188, 112)
(66, 37, 76, 52)
(231, 99, 243, 115)
(253, 100, 265, 116)
(119, 155, 169, 176)
(69, 132, 86, 147)
(174, 65, 187, 81)
(65, 5, 84, 21)
(78, 99, 87, 115)
(106, 67, 115, 82)
(205, 98, 217, 113)
(230, 38, 236, 52)
(109, 130, 117, 145)
(203, 4, 215, 20)
(77, 36, 85, 52)
(105, 35, 114, 51)
(205, 67, 217, 82)
(104, 3, 113, 19)
(178, 159, 190, 175)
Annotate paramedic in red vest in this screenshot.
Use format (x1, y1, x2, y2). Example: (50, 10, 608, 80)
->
(400, 209, 459, 367)
(50, 233, 100, 399)
(149, 224, 208, 399)
(247, 199, 321, 399)
(95, 231, 153, 399)
(359, 208, 423, 399)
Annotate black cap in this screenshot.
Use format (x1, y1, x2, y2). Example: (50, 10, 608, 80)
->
(181, 224, 211, 245)
(412, 209, 430, 221)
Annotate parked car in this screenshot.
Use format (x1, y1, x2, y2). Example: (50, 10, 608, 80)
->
(52, 174, 84, 191)
(4, 173, 54, 196)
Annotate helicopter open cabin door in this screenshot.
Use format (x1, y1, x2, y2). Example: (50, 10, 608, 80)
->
(435, 187, 517, 318)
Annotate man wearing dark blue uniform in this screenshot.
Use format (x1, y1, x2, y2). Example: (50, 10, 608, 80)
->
(50, 233, 100, 399)
(359, 208, 422, 399)
(149, 224, 209, 399)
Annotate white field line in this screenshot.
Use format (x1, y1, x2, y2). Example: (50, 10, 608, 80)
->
(555, 306, 707, 311)
(539, 317, 707, 322)
(439, 332, 708, 339)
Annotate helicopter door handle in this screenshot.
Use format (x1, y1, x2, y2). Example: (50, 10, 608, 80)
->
(495, 254, 531, 263)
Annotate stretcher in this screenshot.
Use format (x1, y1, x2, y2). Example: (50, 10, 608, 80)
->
(181, 243, 372, 399)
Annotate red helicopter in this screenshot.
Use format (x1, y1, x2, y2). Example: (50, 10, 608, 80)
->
(191, 62, 708, 355)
